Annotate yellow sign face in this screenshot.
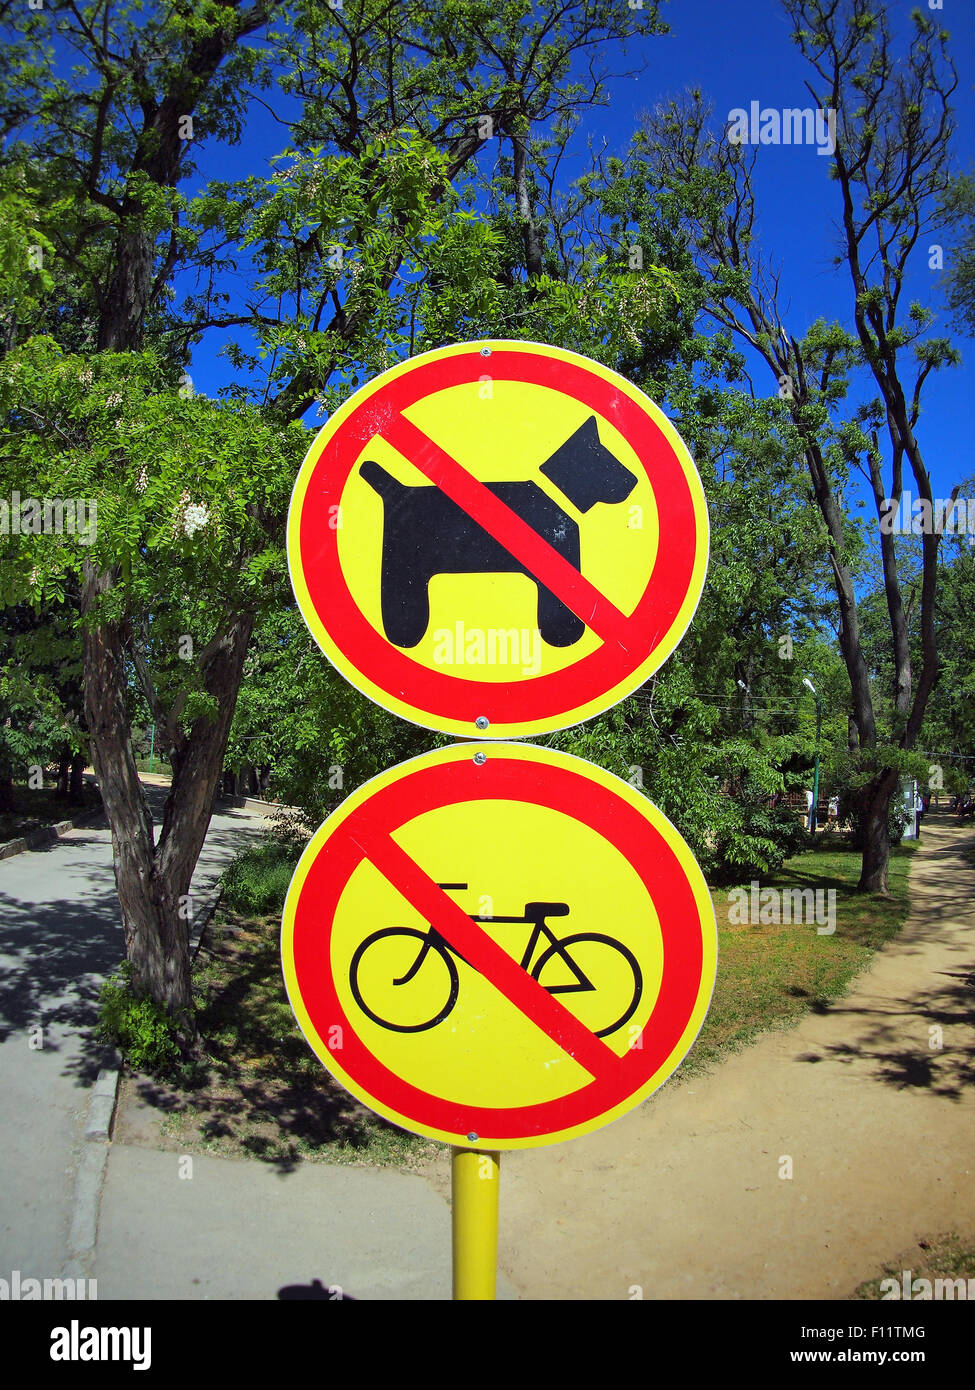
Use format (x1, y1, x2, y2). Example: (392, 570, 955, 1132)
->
(281, 744, 717, 1149)
(288, 341, 709, 739)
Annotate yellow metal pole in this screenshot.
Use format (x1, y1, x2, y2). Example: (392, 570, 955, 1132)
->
(451, 1146, 500, 1300)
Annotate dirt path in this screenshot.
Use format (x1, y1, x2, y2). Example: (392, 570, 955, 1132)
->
(482, 813, 975, 1300)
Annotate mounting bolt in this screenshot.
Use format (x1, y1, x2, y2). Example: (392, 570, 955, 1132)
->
(467, 1132, 479, 1142)
(473, 752, 487, 765)
(479, 346, 491, 357)
(475, 715, 489, 730)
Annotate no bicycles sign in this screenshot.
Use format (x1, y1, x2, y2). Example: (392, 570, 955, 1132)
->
(281, 743, 717, 1149)
(287, 340, 709, 739)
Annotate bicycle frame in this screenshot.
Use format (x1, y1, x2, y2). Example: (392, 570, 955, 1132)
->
(394, 887, 591, 993)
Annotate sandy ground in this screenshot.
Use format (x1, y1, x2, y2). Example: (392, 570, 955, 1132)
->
(442, 813, 975, 1300)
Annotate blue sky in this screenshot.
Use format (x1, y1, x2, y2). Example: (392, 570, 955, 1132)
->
(185, 0, 975, 502)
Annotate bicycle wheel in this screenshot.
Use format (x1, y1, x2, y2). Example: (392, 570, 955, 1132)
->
(531, 932, 642, 1038)
(349, 927, 459, 1033)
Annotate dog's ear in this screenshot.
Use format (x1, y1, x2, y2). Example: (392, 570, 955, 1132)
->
(540, 416, 637, 512)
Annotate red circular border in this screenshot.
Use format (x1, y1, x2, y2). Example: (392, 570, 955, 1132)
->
(296, 348, 700, 727)
(289, 754, 707, 1141)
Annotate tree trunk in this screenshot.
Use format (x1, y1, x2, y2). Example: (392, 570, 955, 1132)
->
(82, 561, 255, 1036)
(857, 772, 899, 894)
(510, 120, 544, 280)
(56, 750, 70, 798)
(97, 221, 155, 352)
(69, 751, 86, 801)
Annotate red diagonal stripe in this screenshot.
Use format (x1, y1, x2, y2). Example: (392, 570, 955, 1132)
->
(380, 412, 634, 652)
(349, 818, 624, 1083)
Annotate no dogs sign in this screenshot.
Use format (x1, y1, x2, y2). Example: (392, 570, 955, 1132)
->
(281, 743, 717, 1148)
(288, 341, 709, 738)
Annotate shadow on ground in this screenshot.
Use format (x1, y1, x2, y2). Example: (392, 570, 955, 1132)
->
(791, 817, 975, 1099)
(0, 780, 270, 1087)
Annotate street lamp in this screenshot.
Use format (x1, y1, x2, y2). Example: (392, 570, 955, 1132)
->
(803, 677, 822, 833)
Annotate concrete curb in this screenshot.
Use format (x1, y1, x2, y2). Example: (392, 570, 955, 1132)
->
(0, 805, 106, 863)
(64, 1054, 122, 1279)
(190, 886, 223, 957)
(84, 1065, 121, 1142)
(67, 1143, 109, 1256)
(215, 793, 300, 814)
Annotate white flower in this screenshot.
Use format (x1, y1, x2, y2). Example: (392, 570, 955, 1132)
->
(135, 466, 148, 493)
(182, 502, 210, 537)
(79, 369, 94, 386)
(106, 392, 123, 407)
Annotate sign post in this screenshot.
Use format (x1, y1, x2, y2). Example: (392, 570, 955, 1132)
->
(451, 1148, 500, 1301)
(282, 340, 714, 1300)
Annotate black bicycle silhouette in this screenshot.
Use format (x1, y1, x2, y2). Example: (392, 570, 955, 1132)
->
(349, 884, 642, 1038)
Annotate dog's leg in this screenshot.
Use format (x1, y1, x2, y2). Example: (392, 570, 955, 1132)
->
(536, 584, 585, 647)
(380, 567, 431, 648)
(533, 509, 584, 647)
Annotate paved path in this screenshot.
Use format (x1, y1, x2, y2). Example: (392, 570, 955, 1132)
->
(0, 783, 273, 1285)
(91, 1146, 483, 1301)
(488, 812, 975, 1299)
(0, 780, 502, 1301)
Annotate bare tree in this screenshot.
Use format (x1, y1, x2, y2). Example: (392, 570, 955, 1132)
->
(640, 0, 960, 891)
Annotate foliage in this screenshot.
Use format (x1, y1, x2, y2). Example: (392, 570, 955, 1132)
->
(0, 602, 87, 798)
(0, 339, 307, 781)
(96, 963, 182, 1076)
(219, 839, 304, 917)
(831, 745, 930, 849)
(940, 173, 975, 337)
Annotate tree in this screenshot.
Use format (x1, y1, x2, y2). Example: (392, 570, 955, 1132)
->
(940, 174, 975, 335)
(0, 0, 667, 1029)
(0, 338, 305, 1020)
(636, 0, 962, 891)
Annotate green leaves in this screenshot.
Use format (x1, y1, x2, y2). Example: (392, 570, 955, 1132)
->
(0, 337, 306, 762)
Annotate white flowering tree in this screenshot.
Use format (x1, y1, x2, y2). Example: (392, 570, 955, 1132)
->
(0, 0, 674, 1035)
(0, 339, 304, 1023)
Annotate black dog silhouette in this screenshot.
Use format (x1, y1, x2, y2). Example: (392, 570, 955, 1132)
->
(360, 416, 637, 648)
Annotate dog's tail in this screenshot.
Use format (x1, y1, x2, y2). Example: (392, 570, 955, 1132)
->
(360, 460, 403, 501)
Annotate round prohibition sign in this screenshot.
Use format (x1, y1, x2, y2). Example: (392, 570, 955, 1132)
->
(280, 743, 717, 1150)
(287, 340, 710, 740)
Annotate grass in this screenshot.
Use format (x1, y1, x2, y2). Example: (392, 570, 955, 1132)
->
(0, 781, 102, 843)
(851, 1232, 975, 1299)
(686, 837, 915, 1076)
(133, 757, 173, 776)
(125, 907, 435, 1169)
(125, 830, 918, 1170)
(219, 839, 304, 917)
